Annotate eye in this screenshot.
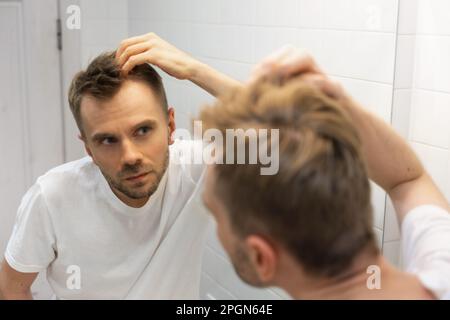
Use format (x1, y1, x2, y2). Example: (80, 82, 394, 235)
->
(101, 137, 118, 145)
(136, 126, 151, 136)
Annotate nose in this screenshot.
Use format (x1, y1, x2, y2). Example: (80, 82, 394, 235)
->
(120, 138, 142, 167)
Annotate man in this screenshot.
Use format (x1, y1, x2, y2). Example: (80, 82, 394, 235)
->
(0, 33, 238, 299)
(200, 46, 450, 299)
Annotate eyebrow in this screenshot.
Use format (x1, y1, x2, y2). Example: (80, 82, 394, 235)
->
(90, 119, 158, 142)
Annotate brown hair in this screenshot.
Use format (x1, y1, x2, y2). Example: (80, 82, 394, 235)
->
(199, 78, 378, 277)
(68, 51, 168, 135)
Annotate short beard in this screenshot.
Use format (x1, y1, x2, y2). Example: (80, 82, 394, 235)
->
(102, 150, 169, 200)
(231, 242, 264, 287)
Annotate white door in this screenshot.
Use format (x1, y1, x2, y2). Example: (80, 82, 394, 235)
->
(0, 0, 63, 298)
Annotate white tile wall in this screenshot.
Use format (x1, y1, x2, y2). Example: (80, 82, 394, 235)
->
(333, 76, 393, 122)
(394, 35, 416, 89)
(398, 0, 418, 35)
(383, 198, 401, 242)
(191, 0, 220, 24)
(412, 142, 450, 201)
(299, 0, 398, 32)
(374, 228, 384, 250)
(324, 31, 396, 84)
(410, 90, 450, 149)
(371, 182, 387, 230)
(254, 0, 300, 27)
(219, 0, 256, 26)
(391, 89, 412, 139)
(414, 36, 450, 93)
(383, 240, 401, 266)
(253, 27, 297, 62)
(416, 0, 450, 35)
(200, 273, 237, 300)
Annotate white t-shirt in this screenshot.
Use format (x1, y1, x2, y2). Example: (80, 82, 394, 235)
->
(402, 205, 450, 300)
(5, 139, 211, 299)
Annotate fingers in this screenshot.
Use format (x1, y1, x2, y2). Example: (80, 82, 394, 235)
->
(115, 32, 195, 80)
(249, 45, 322, 84)
(279, 51, 320, 78)
(260, 44, 295, 67)
(117, 41, 153, 68)
(294, 73, 343, 100)
(121, 51, 159, 75)
(248, 46, 293, 83)
(116, 32, 162, 72)
(116, 34, 150, 59)
(253, 55, 345, 102)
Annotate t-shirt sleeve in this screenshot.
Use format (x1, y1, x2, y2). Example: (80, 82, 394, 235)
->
(401, 204, 450, 299)
(4, 182, 56, 273)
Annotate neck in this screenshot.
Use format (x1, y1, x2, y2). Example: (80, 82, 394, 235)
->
(111, 187, 149, 208)
(279, 253, 434, 299)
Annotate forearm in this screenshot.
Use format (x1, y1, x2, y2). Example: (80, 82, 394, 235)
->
(190, 62, 242, 98)
(0, 261, 36, 300)
(0, 281, 33, 300)
(0, 290, 33, 300)
(341, 95, 424, 193)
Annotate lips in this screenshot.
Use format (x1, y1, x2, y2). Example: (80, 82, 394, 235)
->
(125, 172, 149, 181)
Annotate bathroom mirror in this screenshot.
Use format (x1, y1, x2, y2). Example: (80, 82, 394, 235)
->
(2, 0, 448, 300)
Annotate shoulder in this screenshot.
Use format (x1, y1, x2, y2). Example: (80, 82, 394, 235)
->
(401, 204, 450, 263)
(402, 205, 450, 234)
(35, 156, 97, 200)
(401, 205, 450, 299)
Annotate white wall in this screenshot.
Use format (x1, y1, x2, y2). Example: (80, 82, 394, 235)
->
(79, 0, 129, 68)
(127, 0, 403, 299)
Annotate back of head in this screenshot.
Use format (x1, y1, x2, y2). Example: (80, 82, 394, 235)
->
(199, 78, 378, 278)
(68, 51, 168, 135)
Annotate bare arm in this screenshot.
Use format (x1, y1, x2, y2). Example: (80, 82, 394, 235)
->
(0, 259, 38, 300)
(116, 33, 241, 98)
(251, 45, 450, 223)
(189, 61, 242, 97)
(341, 95, 449, 222)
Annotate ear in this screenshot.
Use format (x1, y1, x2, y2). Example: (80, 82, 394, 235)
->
(245, 235, 278, 283)
(167, 107, 176, 145)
